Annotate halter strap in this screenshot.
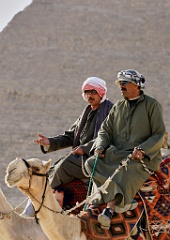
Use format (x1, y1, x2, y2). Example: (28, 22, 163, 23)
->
(34, 175, 48, 223)
(22, 158, 47, 177)
(21, 158, 49, 223)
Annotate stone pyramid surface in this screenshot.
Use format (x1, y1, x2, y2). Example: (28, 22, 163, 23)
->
(0, 0, 169, 204)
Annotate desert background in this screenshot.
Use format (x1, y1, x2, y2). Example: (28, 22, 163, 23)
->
(0, 0, 169, 207)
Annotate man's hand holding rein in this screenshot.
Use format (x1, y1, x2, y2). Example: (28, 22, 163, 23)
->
(94, 146, 105, 159)
(132, 146, 145, 160)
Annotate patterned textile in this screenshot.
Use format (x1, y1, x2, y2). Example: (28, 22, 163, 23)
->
(60, 158, 170, 239)
(79, 204, 145, 240)
(139, 158, 170, 240)
(62, 180, 145, 239)
(62, 179, 87, 214)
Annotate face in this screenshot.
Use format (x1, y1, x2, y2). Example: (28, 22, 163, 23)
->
(117, 81, 140, 99)
(84, 90, 102, 109)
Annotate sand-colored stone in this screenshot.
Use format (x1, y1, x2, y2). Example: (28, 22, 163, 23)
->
(0, 0, 169, 205)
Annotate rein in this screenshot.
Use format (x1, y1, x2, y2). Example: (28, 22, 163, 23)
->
(0, 197, 28, 219)
(83, 153, 99, 210)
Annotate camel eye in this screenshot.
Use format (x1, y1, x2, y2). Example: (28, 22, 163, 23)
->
(33, 167, 40, 172)
(9, 168, 17, 174)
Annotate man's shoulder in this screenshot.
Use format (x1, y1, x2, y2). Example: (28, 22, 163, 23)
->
(104, 98, 113, 104)
(141, 94, 163, 113)
(101, 99, 114, 108)
(114, 99, 125, 106)
(142, 93, 161, 105)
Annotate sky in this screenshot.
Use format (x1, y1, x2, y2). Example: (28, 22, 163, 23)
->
(0, 0, 32, 32)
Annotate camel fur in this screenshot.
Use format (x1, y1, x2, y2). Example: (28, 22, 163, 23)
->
(5, 157, 86, 240)
(0, 187, 48, 240)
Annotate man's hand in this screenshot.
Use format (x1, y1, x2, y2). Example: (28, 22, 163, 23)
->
(33, 134, 50, 146)
(71, 146, 85, 156)
(132, 147, 144, 160)
(94, 146, 105, 159)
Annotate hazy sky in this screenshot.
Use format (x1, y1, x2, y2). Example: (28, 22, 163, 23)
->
(0, 0, 32, 32)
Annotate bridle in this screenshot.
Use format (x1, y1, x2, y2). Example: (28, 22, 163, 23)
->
(21, 158, 62, 223)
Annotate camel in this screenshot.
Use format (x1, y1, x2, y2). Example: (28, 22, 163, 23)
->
(0, 187, 48, 240)
(5, 157, 87, 240)
(5, 156, 170, 240)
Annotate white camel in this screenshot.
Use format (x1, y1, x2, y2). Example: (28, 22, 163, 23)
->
(0, 187, 48, 240)
(5, 157, 87, 240)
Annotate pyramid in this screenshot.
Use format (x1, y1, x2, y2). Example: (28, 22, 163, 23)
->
(0, 0, 169, 205)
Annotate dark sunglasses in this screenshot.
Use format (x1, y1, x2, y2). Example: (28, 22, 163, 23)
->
(84, 90, 98, 95)
(118, 81, 129, 86)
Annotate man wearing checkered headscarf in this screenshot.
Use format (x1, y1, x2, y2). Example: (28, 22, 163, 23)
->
(85, 69, 165, 229)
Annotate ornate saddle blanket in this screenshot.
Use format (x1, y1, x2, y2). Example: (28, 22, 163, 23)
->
(79, 204, 145, 240)
(62, 180, 145, 239)
(139, 158, 170, 240)
(61, 158, 170, 240)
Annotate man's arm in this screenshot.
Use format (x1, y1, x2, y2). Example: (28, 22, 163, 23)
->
(34, 118, 80, 154)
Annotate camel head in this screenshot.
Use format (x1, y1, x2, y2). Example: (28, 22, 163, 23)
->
(5, 157, 52, 192)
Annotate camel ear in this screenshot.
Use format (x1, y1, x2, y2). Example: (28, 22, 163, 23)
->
(42, 159, 52, 171)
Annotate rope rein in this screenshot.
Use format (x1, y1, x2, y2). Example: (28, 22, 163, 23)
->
(0, 197, 29, 219)
(139, 158, 154, 175)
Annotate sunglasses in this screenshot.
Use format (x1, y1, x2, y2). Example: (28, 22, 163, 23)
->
(118, 81, 129, 86)
(84, 90, 98, 95)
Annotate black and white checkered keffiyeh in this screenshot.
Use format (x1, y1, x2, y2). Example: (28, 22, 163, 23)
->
(116, 69, 146, 88)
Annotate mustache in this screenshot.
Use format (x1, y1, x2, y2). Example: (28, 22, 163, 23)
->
(121, 87, 127, 91)
(87, 97, 94, 101)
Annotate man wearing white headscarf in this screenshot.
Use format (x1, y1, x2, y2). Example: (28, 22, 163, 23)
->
(34, 77, 113, 191)
(21, 77, 113, 216)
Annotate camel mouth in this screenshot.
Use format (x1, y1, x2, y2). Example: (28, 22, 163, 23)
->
(5, 174, 23, 188)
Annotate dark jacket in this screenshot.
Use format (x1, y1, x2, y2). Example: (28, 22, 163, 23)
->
(41, 99, 113, 156)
